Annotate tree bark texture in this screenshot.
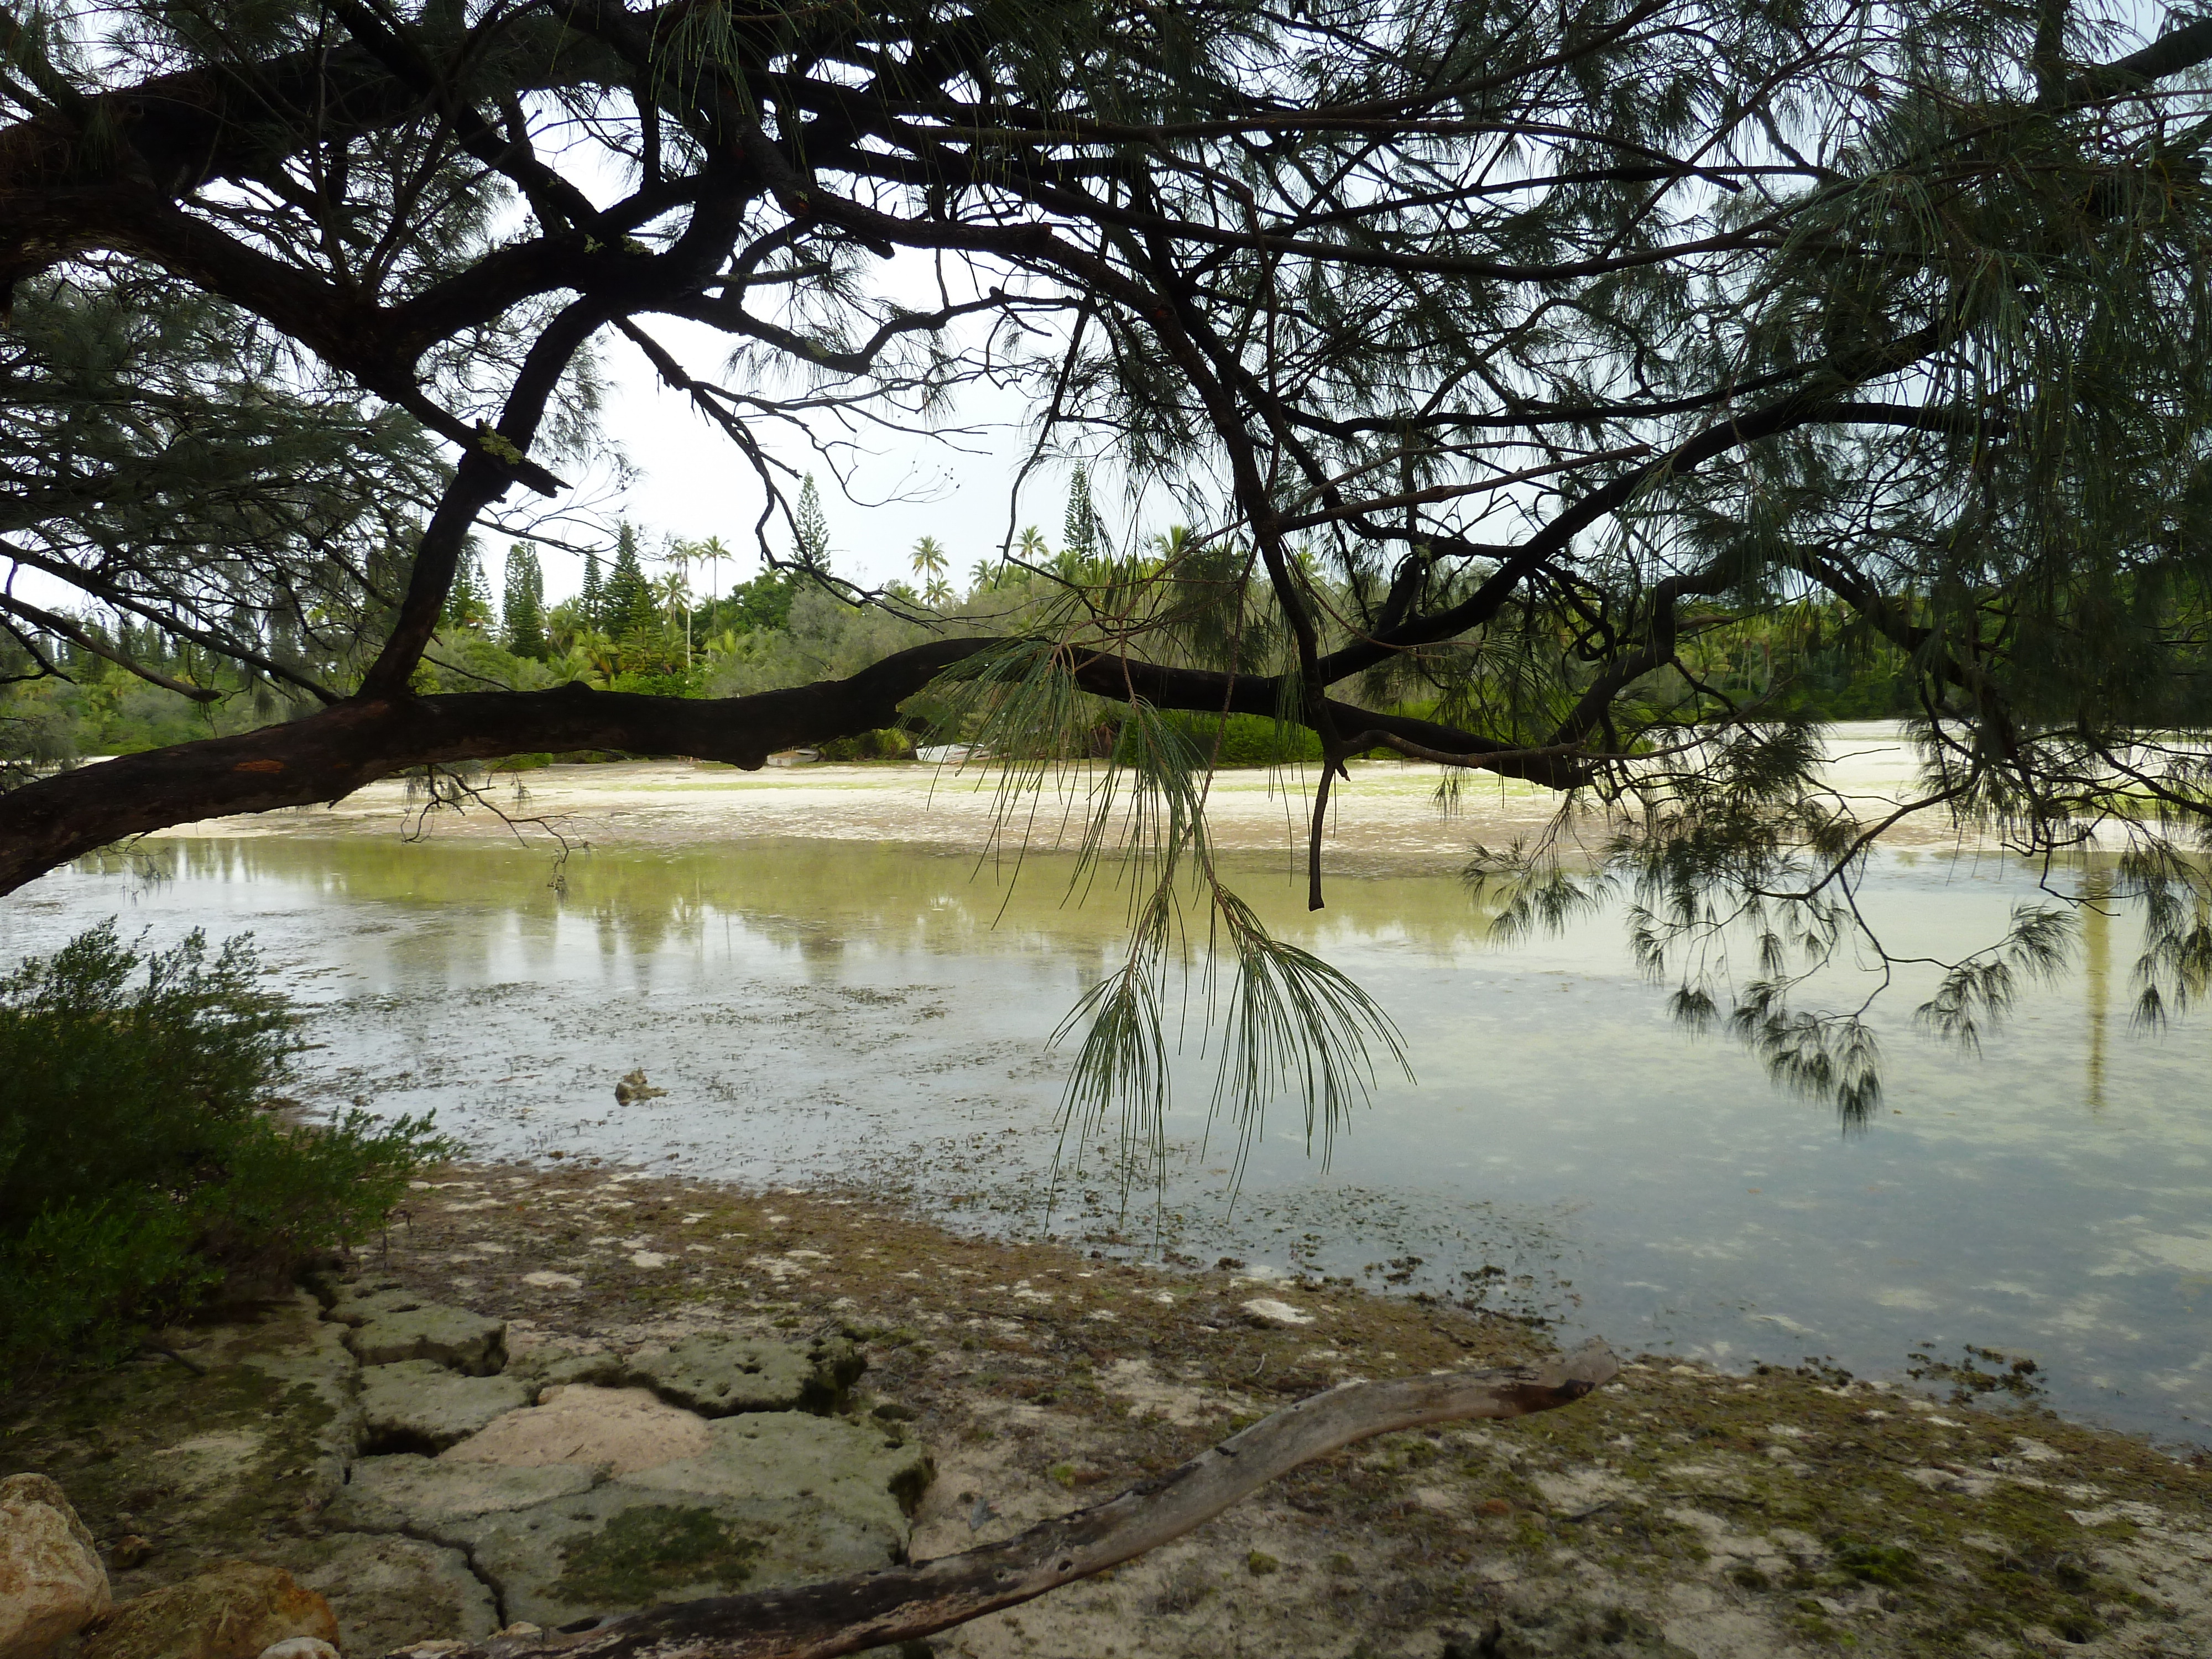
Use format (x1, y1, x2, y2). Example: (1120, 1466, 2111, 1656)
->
(393, 1339, 1620, 1659)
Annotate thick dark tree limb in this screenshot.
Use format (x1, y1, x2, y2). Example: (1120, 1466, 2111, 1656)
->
(393, 1339, 1620, 1659)
(0, 638, 995, 894)
(0, 635, 1587, 895)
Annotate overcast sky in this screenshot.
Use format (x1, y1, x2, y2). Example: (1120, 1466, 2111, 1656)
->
(517, 243, 1149, 608)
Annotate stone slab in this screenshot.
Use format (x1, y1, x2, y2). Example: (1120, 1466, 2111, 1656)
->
(510, 1349, 625, 1397)
(430, 1412, 930, 1630)
(275, 1532, 500, 1653)
(323, 1457, 599, 1535)
(318, 1277, 426, 1323)
(341, 1306, 507, 1376)
(358, 1362, 531, 1453)
(628, 1411, 933, 1520)
(437, 1385, 709, 1475)
(622, 1333, 863, 1417)
(6, 1293, 361, 1599)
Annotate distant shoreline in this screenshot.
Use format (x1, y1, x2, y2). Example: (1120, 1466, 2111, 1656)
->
(113, 727, 2043, 868)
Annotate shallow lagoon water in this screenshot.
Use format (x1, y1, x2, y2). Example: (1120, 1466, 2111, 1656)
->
(9, 825, 2209, 1443)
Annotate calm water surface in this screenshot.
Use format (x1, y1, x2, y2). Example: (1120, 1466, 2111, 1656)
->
(9, 831, 2208, 1442)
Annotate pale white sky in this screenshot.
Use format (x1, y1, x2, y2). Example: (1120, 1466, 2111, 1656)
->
(512, 234, 1180, 607)
(568, 310, 1063, 602)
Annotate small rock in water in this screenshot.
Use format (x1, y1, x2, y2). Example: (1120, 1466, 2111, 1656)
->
(0, 1472, 110, 1658)
(1241, 1297, 1317, 1328)
(613, 1067, 668, 1104)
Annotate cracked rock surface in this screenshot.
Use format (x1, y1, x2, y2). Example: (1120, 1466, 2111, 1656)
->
(357, 1363, 532, 1453)
(623, 1332, 864, 1417)
(324, 1457, 599, 1535)
(0, 1274, 926, 1653)
(283, 1533, 501, 1652)
(334, 1295, 508, 1376)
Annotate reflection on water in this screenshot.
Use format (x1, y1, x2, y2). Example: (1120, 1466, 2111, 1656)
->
(9, 832, 2210, 1444)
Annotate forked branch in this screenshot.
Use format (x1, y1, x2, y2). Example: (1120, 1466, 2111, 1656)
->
(394, 1340, 1620, 1659)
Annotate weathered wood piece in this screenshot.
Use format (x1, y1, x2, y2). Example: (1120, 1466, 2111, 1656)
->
(400, 1337, 1619, 1659)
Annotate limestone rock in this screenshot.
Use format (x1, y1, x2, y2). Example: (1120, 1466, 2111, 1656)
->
(358, 1360, 531, 1452)
(628, 1411, 934, 1519)
(509, 1349, 624, 1398)
(438, 1385, 708, 1475)
(341, 1304, 507, 1376)
(255, 1644, 338, 1659)
(430, 1412, 930, 1630)
(623, 1333, 864, 1417)
(317, 1276, 424, 1322)
(324, 1456, 598, 1535)
(77, 1562, 338, 1659)
(129, 1291, 366, 1540)
(0, 1472, 110, 1659)
(279, 1531, 500, 1652)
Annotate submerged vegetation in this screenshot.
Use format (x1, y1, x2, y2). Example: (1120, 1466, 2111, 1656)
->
(0, 922, 458, 1380)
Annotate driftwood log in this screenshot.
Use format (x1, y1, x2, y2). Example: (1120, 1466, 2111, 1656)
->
(396, 1338, 1620, 1659)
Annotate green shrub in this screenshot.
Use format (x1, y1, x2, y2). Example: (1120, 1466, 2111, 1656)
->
(1160, 711, 1326, 767)
(0, 922, 461, 1380)
(820, 728, 917, 761)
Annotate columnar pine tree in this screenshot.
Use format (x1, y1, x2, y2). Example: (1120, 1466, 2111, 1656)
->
(440, 549, 490, 630)
(1060, 466, 1100, 570)
(603, 524, 659, 643)
(793, 476, 833, 572)
(501, 544, 546, 660)
(578, 557, 604, 633)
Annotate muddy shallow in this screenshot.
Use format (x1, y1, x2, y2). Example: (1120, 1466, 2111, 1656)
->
(8, 742, 2210, 1443)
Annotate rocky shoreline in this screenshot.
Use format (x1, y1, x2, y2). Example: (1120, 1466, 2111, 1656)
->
(4, 1161, 2210, 1658)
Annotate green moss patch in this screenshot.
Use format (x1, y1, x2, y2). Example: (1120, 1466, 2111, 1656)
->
(551, 1504, 765, 1604)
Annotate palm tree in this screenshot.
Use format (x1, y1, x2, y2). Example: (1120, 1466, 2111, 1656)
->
(653, 567, 693, 668)
(1014, 525, 1048, 568)
(695, 535, 731, 620)
(910, 536, 951, 610)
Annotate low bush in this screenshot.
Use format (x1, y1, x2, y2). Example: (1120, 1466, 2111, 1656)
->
(0, 922, 460, 1381)
(821, 727, 917, 761)
(1160, 711, 1326, 767)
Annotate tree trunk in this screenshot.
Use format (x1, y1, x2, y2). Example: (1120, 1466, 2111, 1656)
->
(395, 1339, 1620, 1659)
